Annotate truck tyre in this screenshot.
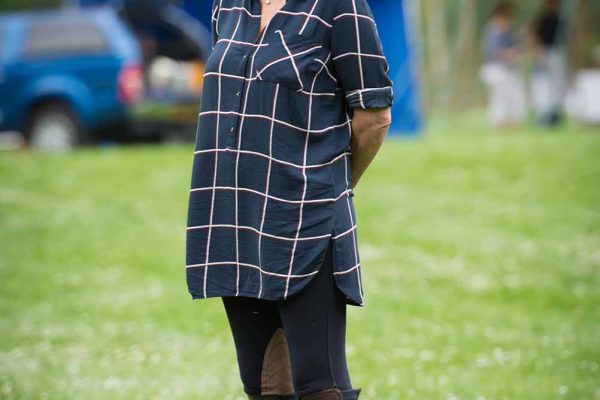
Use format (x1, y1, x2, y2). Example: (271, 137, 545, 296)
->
(25, 102, 84, 152)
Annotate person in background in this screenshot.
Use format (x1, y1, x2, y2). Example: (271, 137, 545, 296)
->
(530, 0, 567, 127)
(480, 1, 527, 128)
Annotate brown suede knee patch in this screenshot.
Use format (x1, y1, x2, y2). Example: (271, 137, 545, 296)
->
(261, 328, 295, 396)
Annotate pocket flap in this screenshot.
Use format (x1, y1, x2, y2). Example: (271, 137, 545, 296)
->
(254, 30, 327, 92)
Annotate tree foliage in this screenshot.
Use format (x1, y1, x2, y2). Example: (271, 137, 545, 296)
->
(415, 0, 600, 110)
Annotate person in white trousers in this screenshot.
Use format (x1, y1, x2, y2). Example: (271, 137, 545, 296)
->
(480, 1, 527, 128)
(530, 0, 567, 126)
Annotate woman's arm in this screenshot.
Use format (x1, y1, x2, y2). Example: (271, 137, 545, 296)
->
(329, 0, 394, 189)
(350, 107, 392, 189)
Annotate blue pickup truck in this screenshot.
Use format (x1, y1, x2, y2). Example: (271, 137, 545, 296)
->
(0, 6, 144, 151)
(0, 1, 213, 151)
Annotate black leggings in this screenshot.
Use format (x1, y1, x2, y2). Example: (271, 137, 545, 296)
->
(221, 240, 354, 398)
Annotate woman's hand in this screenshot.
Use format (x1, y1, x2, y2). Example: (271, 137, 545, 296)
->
(349, 107, 392, 190)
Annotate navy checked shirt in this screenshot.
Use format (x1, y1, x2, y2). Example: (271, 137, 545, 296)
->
(186, 0, 393, 307)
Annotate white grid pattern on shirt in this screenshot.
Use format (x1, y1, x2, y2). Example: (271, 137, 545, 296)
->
(343, 136, 363, 302)
(351, 0, 365, 108)
(281, 30, 310, 92)
(332, 52, 386, 61)
(233, 15, 272, 296)
(212, 1, 220, 36)
(194, 148, 350, 170)
(216, 38, 269, 47)
(256, 39, 323, 89)
(202, 10, 243, 299)
(258, 82, 280, 297)
(219, 5, 332, 29)
(190, 186, 352, 205)
(283, 48, 330, 299)
(333, 12, 375, 24)
(314, 57, 338, 85)
(188, 0, 392, 305)
(204, 72, 338, 96)
(299, 0, 320, 35)
(187, 219, 356, 244)
(198, 110, 350, 133)
(346, 86, 392, 98)
(187, 260, 319, 279)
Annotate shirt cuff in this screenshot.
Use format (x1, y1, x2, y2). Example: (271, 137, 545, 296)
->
(345, 86, 394, 110)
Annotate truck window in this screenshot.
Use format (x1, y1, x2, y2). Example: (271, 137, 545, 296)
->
(23, 19, 108, 58)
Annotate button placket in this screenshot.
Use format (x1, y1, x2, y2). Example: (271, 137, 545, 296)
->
(226, 6, 270, 150)
(226, 50, 252, 149)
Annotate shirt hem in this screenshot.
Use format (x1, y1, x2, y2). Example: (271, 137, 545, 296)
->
(189, 291, 363, 307)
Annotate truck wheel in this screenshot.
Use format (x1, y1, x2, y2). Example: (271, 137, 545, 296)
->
(25, 103, 83, 152)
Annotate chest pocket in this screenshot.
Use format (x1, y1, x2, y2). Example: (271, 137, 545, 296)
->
(253, 30, 328, 92)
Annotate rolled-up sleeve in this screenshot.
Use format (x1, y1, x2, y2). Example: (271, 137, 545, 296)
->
(331, 0, 394, 111)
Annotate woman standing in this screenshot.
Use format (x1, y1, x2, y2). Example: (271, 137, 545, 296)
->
(480, 1, 527, 128)
(185, 0, 393, 398)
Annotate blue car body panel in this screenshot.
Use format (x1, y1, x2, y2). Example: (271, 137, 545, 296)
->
(0, 7, 141, 133)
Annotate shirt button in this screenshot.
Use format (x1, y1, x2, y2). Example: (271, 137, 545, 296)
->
(235, 90, 241, 96)
(230, 126, 235, 133)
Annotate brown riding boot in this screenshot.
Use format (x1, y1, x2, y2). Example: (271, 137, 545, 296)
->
(300, 388, 361, 400)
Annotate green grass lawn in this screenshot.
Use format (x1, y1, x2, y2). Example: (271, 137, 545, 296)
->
(1, 120, 599, 399)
